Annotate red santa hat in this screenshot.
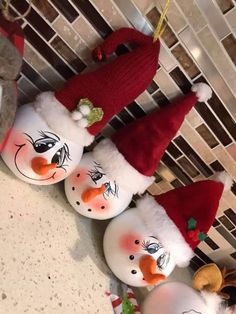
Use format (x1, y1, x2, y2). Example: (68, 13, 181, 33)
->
(136, 172, 233, 268)
(33, 27, 160, 146)
(93, 83, 212, 194)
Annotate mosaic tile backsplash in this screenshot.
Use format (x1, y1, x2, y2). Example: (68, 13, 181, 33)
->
(10, 0, 236, 269)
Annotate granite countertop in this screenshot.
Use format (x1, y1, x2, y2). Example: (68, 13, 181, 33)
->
(0, 158, 194, 314)
(0, 158, 118, 314)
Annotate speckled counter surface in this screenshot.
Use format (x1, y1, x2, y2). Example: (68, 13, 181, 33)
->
(0, 159, 117, 314)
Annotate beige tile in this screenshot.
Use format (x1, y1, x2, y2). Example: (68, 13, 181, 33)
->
(208, 247, 235, 268)
(175, 0, 207, 32)
(157, 163, 176, 182)
(153, 69, 182, 100)
(223, 190, 236, 208)
(53, 16, 92, 64)
(73, 17, 102, 50)
(156, 179, 173, 192)
(91, 0, 129, 29)
(226, 7, 236, 34)
(135, 91, 158, 113)
(198, 26, 236, 94)
(208, 226, 232, 250)
(147, 182, 163, 195)
(217, 195, 231, 216)
(185, 109, 203, 128)
(198, 241, 213, 255)
(179, 121, 215, 164)
(213, 145, 236, 179)
(132, 0, 186, 32)
(24, 42, 65, 89)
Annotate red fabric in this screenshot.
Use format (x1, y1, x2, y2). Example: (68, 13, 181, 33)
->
(155, 180, 224, 249)
(55, 28, 160, 136)
(0, 14, 24, 55)
(112, 92, 197, 176)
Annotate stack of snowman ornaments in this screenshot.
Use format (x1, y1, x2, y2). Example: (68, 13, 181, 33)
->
(1, 27, 233, 290)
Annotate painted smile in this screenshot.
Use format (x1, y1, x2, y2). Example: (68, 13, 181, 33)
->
(14, 144, 56, 181)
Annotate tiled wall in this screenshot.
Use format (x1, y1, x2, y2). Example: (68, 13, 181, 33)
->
(10, 0, 236, 269)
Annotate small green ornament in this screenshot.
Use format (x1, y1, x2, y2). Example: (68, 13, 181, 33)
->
(87, 107, 104, 127)
(77, 98, 104, 127)
(122, 296, 135, 314)
(198, 232, 207, 241)
(187, 218, 197, 230)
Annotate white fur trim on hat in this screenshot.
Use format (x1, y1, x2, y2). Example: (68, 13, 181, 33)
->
(137, 194, 194, 268)
(201, 291, 229, 314)
(34, 92, 94, 146)
(213, 171, 233, 192)
(191, 83, 212, 102)
(93, 138, 155, 194)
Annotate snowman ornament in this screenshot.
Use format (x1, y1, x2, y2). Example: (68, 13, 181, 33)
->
(1, 27, 161, 185)
(65, 83, 212, 219)
(103, 172, 232, 287)
(142, 282, 227, 314)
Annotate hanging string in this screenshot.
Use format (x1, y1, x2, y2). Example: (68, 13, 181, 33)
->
(153, 0, 171, 42)
(0, 0, 32, 22)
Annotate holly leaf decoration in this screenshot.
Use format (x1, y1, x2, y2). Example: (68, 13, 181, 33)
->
(187, 218, 197, 231)
(122, 296, 135, 314)
(87, 107, 104, 127)
(198, 232, 207, 241)
(77, 98, 93, 110)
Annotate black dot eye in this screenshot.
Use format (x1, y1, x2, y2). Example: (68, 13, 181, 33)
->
(72, 187, 75, 191)
(34, 140, 56, 153)
(76, 201, 80, 205)
(131, 270, 137, 274)
(88, 209, 92, 212)
(135, 240, 140, 245)
(101, 206, 105, 209)
(129, 255, 134, 260)
(77, 173, 80, 178)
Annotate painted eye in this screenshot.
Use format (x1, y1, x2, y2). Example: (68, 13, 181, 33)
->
(146, 243, 160, 254)
(33, 139, 56, 153)
(92, 171, 104, 182)
(51, 147, 66, 167)
(157, 253, 169, 270)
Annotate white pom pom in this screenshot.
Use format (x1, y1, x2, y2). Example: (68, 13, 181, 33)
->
(77, 118, 88, 128)
(213, 171, 233, 192)
(71, 111, 82, 121)
(79, 105, 90, 116)
(191, 83, 212, 102)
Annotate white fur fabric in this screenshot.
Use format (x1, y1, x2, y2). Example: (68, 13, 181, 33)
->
(137, 194, 194, 267)
(34, 92, 94, 146)
(213, 171, 233, 192)
(93, 138, 155, 194)
(191, 83, 212, 102)
(201, 291, 231, 314)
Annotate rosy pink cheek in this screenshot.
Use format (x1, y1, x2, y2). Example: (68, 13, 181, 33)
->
(15, 143, 31, 164)
(90, 199, 110, 211)
(1, 131, 27, 156)
(52, 168, 67, 181)
(119, 233, 142, 253)
(70, 168, 88, 186)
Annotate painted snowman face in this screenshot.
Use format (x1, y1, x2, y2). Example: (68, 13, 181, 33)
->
(103, 208, 175, 287)
(1, 104, 83, 185)
(64, 152, 133, 219)
(142, 282, 209, 314)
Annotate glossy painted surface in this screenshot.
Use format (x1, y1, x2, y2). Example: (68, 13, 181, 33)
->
(103, 208, 175, 287)
(1, 104, 83, 185)
(65, 152, 133, 219)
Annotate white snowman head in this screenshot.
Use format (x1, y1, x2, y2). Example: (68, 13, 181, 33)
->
(103, 207, 176, 287)
(64, 151, 133, 219)
(1, 92, 95, 185)
(103, 174, 229, 287)
(142, 282, 224, 314)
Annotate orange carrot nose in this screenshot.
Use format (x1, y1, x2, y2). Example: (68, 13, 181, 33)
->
(81, 184, 106, 203)
(139, 255, 166, 285)
(31, 157, 57, 176)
